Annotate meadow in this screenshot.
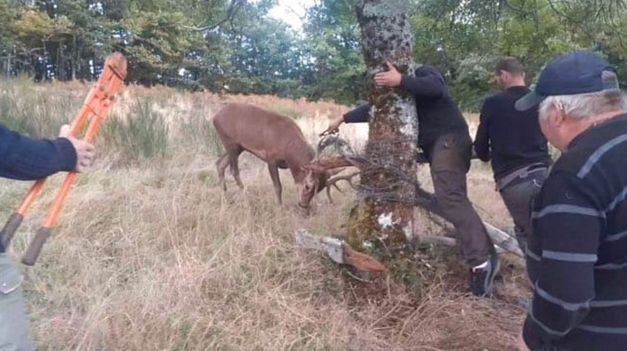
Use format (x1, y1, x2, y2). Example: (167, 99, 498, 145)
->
(0, 79, 528, 350)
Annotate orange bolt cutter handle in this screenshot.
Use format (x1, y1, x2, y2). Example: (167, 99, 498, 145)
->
(0, 52, 127, 266)
(23, 96, 116, 265)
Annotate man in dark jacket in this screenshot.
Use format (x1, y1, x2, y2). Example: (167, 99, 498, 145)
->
(515, 51, 627, 351)
(474, 57, 552, 250)
(0, 123, 94, 350)
(324, 63, 498, 297)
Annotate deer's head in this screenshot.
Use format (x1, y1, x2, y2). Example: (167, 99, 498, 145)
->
(298, 156, 363, 209)
(298, 163, 330, 209)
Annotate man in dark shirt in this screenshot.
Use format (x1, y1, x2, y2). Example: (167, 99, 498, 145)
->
(474, 57, 552, 250)
(515, 51, 627, 351)
(0, 123, 95, 350)
(324, 63, 498, 297)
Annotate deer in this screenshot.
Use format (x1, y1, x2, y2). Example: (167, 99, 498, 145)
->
(212, 103, 359, 210)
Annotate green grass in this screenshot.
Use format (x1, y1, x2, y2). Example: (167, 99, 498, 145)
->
(0, 78, 83, 137)
(101, 98, 170, 162)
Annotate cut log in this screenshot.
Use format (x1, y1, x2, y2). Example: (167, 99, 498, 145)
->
(295, 229, 387, 273)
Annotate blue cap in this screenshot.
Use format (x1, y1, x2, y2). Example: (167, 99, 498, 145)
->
(515, 51, 619, 111)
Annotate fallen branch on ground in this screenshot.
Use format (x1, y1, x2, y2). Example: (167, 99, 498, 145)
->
(307, 146, 524, 257)
(295, 229, 386, 273)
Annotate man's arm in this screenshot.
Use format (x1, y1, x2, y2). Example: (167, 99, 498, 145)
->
(0, 123, 77, 180)
(523, 173, 601, 349)
(343, 105, 370, 124)
(374, 62, 446, 98)
(398, 74, 446, 98)
(323, 105, 370, 135)
(474, 100, 492, 162)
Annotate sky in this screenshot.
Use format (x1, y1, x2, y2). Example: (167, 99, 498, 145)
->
(267, 0, 317, 31)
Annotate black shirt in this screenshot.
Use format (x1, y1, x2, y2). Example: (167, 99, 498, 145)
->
(523, 113, 627, 351)
(474, 86, 551, 180)
(343, 65, 469, 154)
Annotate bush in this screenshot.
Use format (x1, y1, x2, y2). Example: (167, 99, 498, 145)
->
(101, 98, 169, 162)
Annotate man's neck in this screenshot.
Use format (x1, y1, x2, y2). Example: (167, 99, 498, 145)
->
(566, 109, 627, 149)
(587, 109, 627, 128)
(504, 78, 526, 89)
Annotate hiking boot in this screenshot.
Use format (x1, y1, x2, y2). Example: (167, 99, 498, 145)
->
(470, 253, 501, 297)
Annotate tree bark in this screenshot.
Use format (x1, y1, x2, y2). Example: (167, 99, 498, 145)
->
(6, 53, 10, 77)
(347, 0, 417, 260)
(57, 41, 64, 80)
(71, 35, 77, 80)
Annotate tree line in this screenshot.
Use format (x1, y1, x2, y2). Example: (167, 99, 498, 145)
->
(0, 0, 625, 110)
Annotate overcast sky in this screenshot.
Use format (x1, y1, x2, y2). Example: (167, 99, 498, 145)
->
(267, 0, 316, 31)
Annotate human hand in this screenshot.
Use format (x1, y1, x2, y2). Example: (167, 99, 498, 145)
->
(374, 61, 402, 87)
(320, 115, 344, 136)
(59, 125, 96, 172)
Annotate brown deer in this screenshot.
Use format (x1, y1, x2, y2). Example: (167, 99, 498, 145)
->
(212, 103, 354, 209)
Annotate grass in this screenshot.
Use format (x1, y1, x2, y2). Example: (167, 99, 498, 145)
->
(102, 98, 170, 163)
(0, 79, 528, 350)
(0, 77, 81, 137)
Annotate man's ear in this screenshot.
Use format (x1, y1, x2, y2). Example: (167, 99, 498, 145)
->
(550, 102, 567, 128)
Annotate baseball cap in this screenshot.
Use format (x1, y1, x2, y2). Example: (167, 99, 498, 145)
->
(515, 51, 619, 111)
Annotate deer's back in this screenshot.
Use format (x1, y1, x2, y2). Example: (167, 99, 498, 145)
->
(213, 103, 312, 162)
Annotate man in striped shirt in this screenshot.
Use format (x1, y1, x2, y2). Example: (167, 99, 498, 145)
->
(515, 51, 627, 350)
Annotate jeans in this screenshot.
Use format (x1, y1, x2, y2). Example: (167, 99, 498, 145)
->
(0, 253, 33, 351)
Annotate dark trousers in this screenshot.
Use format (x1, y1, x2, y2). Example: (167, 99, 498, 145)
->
(499, 169, 548, 252)
(429, 133, 494, 267)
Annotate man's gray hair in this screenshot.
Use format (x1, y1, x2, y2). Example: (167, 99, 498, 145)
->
(539, 89, 626, 121)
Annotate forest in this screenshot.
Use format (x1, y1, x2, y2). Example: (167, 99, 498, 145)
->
(0, 0, 625, 110)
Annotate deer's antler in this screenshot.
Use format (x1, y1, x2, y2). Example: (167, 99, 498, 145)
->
(326, 171, 360, 203)
(305, 155, 367, 173)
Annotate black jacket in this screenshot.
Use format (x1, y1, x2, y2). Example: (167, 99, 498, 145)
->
(474, 86, 551, 179)
(343, 65, 469, 155)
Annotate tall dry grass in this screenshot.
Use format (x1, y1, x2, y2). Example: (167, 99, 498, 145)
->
(0, 79, 527, 350)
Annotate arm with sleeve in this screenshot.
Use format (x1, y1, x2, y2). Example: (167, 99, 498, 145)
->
(523, 173, 601, 349)
(399, 72, 446, 98)
(0, 123, 77, 181)
(474, 100, 492, 162)
(343, 104, 370, 124)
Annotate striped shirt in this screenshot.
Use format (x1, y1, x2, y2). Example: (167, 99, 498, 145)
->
(523, 113, 627, 350)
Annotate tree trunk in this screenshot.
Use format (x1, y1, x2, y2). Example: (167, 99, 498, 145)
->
(347, 0, 417, 261)
(5, 53, 10, 77)
(57, 42, 62, 80)
(71, 35, 77, 80)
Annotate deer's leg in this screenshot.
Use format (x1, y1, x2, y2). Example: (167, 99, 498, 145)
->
(267, 163, 282, 205)
(216, 153, 230, 191)
(228, 146, 244, 189)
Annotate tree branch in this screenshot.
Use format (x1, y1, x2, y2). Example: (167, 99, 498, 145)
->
(183, 0, 245, 32)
